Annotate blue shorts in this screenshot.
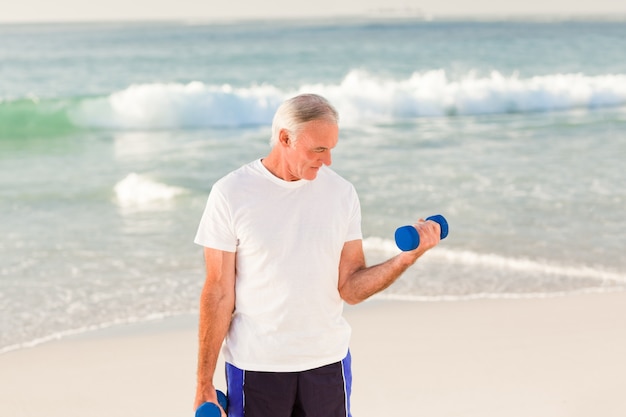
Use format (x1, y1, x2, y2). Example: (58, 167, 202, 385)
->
(225, 351, 352, 417)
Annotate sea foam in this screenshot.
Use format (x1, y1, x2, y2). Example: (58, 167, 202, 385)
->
(70, 82, 283, 130)
(0, 311, 188, 356)
(66, 70, 626, 130)
(113, 173, 186, 208)
(363, 237, 626, 285)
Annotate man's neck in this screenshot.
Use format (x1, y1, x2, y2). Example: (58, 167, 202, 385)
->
(261, 152, 297, 182)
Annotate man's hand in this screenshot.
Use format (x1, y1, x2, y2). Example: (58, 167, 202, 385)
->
(407, 218, 441, 256)
(194, 386, 226, 417)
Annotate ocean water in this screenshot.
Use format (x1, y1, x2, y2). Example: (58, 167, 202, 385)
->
(1, 19, 625, 353)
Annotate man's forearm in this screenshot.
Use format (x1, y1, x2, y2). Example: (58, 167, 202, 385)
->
(339, 220, 443, 305)
(195, 284, 234, 406)
(339, 252, 417, 304)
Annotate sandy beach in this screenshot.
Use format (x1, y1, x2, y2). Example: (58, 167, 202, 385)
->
(1, 291, 625, 417)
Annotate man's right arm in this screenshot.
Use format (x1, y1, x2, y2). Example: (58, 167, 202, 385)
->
(194, 247, 236, 414)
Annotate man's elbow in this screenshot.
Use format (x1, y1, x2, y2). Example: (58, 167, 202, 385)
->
(339, 285, 364, 306)
(201, 281, 235, 307)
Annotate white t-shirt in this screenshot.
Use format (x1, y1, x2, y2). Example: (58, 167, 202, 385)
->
(195, 159, 362, 372)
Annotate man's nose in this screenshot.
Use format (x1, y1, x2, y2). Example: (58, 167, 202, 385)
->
(323, 151, 332, 166)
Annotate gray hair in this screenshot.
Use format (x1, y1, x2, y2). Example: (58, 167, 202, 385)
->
(270, 94, 339, 146)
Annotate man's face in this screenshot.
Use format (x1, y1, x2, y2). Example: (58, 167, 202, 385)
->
(284, 120, 338, 181)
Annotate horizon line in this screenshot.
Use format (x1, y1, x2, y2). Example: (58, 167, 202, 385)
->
(2, 11, 626, 26)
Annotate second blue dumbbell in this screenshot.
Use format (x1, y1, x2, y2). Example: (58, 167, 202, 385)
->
(196, 390, 228, 417)
(394, 214, 449, 251)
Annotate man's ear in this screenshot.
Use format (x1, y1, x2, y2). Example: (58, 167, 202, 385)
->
(279, 129, 291, 147)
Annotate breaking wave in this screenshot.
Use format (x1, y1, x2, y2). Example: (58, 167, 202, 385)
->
(2, 70, 626, 136)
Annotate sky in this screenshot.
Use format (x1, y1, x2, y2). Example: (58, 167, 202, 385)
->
(1, 0, 626, 23)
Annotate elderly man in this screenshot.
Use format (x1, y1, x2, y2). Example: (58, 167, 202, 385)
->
(194, 94, 441, 417)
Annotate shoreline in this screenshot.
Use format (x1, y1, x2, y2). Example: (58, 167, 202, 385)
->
(4, 287, 623, 357)
(2, 291, 625, 417)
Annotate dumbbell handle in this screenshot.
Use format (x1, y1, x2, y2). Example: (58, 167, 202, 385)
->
(394, 214, 449, 251)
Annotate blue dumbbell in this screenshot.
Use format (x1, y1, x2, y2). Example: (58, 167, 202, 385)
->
(394, 214, 449, 251)
(196, 390, 228, 417)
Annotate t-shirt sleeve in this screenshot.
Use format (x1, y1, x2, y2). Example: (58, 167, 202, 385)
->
(345, 185, 363, 242)
(194, 185, 238, 252)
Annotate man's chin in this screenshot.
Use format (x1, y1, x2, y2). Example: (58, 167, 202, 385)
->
(305, 169, 320, 180)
